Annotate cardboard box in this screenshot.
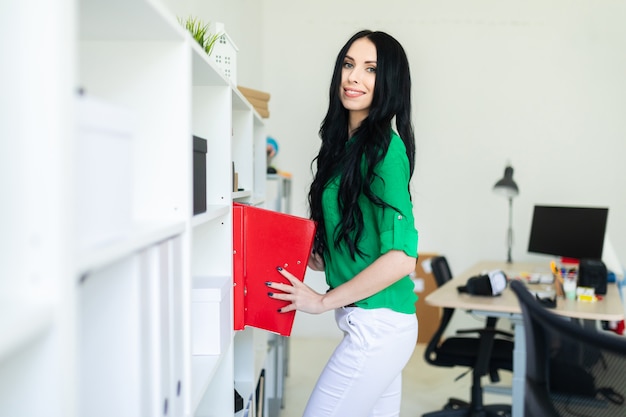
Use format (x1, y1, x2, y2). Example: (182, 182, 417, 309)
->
(246, 96, 269, 110)
(254, 107, 270, 118)
(413, 253, 441, 344)
(237, 86, 271, 101)
(237, 86, 271, 118)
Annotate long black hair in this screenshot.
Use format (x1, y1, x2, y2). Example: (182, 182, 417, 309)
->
(308, 30, 415, 260)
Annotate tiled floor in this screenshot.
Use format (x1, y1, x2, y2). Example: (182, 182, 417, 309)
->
(280, 337, 512, 417)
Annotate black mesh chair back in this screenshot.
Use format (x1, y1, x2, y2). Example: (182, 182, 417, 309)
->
(510, 280, 626, 417)
(431, 255, 453, 286)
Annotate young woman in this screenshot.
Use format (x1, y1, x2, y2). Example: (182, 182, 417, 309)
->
(266, 30, 418, 416)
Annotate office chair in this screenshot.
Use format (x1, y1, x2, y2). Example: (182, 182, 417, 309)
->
(423, 256, 514, 417)
(510, 280, 626, 417)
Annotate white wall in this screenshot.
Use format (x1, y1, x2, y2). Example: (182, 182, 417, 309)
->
(168, 0, 626, 338)
(260, 0, 626, 337)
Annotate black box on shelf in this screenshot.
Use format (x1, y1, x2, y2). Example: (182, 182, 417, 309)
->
(193, 135, 207, 215)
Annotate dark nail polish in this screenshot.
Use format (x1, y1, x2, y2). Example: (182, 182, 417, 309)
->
(277, 266, 283, 271)
(277, 308, 282, 313)
(265, 281, 272, 286)
(268, 292, 273, 296)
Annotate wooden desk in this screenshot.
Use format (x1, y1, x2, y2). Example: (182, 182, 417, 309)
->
(425, 260, 625, 417)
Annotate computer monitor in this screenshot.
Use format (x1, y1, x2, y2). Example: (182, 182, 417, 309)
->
(527, 205, 608, 260)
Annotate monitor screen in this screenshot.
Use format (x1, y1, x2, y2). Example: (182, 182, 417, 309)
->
(527, 205, 608, 260)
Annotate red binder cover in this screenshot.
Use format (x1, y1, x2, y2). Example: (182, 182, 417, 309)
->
(233, 203, 316, 336)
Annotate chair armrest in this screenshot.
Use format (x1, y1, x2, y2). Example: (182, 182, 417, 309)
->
(456, 328, 514, 339)
(456, 327, 489, 335)
(494, 329, 514, 338)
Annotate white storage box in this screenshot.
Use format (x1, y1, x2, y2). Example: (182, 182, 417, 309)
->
(191, 276, 232, 355)
(76, 95, 134, 250)
(210, 22, 238, 84)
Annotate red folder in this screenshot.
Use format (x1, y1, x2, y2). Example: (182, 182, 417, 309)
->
(233, 203, 316, 336)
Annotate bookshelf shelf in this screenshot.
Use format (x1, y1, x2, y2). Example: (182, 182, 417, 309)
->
(0, 297, 54, 363)
(2, 1, 266, 416)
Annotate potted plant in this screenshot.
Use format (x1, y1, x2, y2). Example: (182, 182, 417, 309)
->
(178, 16, 221, 56)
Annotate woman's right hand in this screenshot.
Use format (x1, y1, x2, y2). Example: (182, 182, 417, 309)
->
(308, 250, 325, 271)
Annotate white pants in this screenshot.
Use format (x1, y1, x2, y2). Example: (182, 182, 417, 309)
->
(303, 306, 418, 417)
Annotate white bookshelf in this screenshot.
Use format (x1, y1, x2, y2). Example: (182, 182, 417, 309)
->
(1, 0, 267, 416)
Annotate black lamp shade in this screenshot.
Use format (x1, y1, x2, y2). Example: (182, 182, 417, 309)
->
(493, 166, 519, 198)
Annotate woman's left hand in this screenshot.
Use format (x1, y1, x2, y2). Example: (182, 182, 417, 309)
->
(267, 266, 327, 314)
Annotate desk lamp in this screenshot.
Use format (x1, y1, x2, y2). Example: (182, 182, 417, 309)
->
(493, 165, 519, 263)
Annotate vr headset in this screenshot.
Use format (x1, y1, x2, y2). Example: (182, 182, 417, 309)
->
(457, 270, 508, 296)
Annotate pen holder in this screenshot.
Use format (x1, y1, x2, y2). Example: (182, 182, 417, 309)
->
(563, 276, 577, 300)
(554, 279, 563, 298)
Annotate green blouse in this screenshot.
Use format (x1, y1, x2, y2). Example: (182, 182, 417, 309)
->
(321, 131, 418, 314)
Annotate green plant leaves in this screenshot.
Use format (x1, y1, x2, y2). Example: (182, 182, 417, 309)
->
(204, 33, 221, 56)
(178, 16, 221, 56)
